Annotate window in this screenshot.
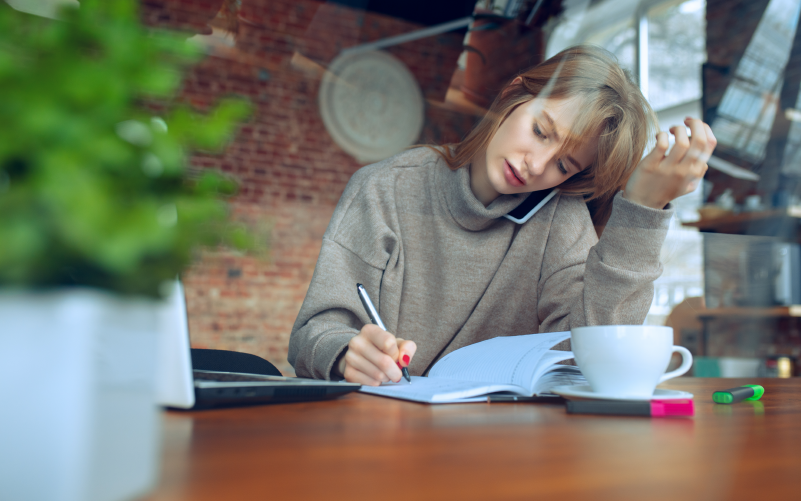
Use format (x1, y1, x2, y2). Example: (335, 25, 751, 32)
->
(711, 0, 801, 163)
(647, 0, 706, 110)
(547, 0, 706, 112)
(584, 19, 637, 76)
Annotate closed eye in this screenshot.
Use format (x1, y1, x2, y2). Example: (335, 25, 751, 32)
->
(535, 123, 569, 175)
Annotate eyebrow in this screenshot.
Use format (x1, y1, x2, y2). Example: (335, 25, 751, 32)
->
(542, 110, 584, 171)
(542, 111, 560, 141)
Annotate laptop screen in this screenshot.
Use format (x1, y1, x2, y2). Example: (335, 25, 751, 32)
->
(155, 280, 195, 408)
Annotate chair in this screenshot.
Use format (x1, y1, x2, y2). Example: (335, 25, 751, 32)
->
(190, 348, 283, 377)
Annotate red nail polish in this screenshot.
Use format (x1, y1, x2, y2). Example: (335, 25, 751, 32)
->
(403, 354, 410, 365)
(396, 361, 402, 368)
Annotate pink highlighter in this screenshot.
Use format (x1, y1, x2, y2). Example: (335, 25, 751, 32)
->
(566, 399, 694, 417)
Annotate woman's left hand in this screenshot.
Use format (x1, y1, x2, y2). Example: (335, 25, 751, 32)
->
(623, 117, 717, 210)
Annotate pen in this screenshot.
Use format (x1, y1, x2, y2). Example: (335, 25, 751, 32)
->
(356, 283, 411, 384)
(566, 399, 694, 417)
(712, 384, 764, 404)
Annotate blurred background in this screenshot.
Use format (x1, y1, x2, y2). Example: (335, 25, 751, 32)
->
(7, 0, 801, 378)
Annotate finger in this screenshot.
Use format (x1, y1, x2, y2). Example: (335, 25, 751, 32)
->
(643, 131, 669, 166)
(682, 117, 709, 166)
(396, 339, 418, 367)
(665, 125, 690, 165)
(352, 333, 402, 382)
(655, 130, 670, 155)
(343, 364, 384, 387)
(345, 343, 391, 383)
(702, 122, 717, 160)
(697, 162, 709, 183)
(336, 350, 348, 378)
(362, 324, 401, 361)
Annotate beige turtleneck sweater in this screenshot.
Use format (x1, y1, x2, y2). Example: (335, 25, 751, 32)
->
(288, 147, 672, 380)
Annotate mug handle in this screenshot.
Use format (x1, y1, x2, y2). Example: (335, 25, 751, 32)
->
(658, 346, 693, 384)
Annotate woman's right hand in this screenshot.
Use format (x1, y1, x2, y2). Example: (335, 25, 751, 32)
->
(336, 324, 417, 386)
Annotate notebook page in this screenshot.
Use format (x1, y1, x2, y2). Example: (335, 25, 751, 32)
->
(428, 331, 571, 389)
(532, 365, 586, 395)
(524, 350, 578, 390)
(359, 376, 528, 403)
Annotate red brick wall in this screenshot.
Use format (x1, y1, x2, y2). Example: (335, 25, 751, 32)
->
(151, 0, 471, 375)
(461, 6, 559, 107)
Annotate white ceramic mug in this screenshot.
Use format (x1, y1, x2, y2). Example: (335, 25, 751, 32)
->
(571, 325, 693, 399)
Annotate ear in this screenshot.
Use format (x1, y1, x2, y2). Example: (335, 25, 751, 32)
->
(501, 76, 524, 99)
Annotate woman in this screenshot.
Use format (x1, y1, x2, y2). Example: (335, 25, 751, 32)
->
(288, 45, 715, 385)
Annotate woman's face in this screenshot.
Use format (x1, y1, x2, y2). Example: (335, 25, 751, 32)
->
(471, 94, 598, 206)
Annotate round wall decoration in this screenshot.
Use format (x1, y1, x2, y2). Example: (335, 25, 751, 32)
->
(318, 50, 425, 163)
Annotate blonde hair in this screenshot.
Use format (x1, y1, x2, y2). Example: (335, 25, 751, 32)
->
(436, 45, 657, 229)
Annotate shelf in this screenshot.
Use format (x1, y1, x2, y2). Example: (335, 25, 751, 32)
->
(683, 209, 797, 230)
(696, 306, 801, 319)
(682, 207, 801, 237)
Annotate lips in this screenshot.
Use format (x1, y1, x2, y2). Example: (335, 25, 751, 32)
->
(503, 159, 525, 187)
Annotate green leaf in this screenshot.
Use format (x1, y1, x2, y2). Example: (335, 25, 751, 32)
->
(0, 0, 256, 298)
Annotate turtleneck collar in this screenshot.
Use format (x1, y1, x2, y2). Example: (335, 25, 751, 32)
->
(437, 160, 527, 232)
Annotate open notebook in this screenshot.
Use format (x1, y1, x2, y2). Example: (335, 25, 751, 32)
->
(360, 331, 585, 403)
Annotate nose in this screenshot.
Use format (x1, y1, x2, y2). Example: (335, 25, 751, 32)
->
(524, 150, 552, 177)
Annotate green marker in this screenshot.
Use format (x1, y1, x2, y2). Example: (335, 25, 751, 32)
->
(712, 385, 765, 404)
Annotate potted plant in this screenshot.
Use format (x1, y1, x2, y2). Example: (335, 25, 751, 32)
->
(0, 1, 252, 500)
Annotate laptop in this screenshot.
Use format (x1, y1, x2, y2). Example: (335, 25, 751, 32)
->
(155, 281, 360, 410)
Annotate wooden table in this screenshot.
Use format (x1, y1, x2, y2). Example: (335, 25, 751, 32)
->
(144, 378, 801, 501)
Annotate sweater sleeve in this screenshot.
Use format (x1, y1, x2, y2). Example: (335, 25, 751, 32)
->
(287, 240, 385, 380)
(537, 192, 672, 333)
(288, 166, 401, 380)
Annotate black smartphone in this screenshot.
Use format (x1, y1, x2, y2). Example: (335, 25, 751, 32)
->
(503, 189, 558, 224)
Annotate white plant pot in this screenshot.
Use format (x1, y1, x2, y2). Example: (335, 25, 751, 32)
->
(0, 288, 162, 501)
